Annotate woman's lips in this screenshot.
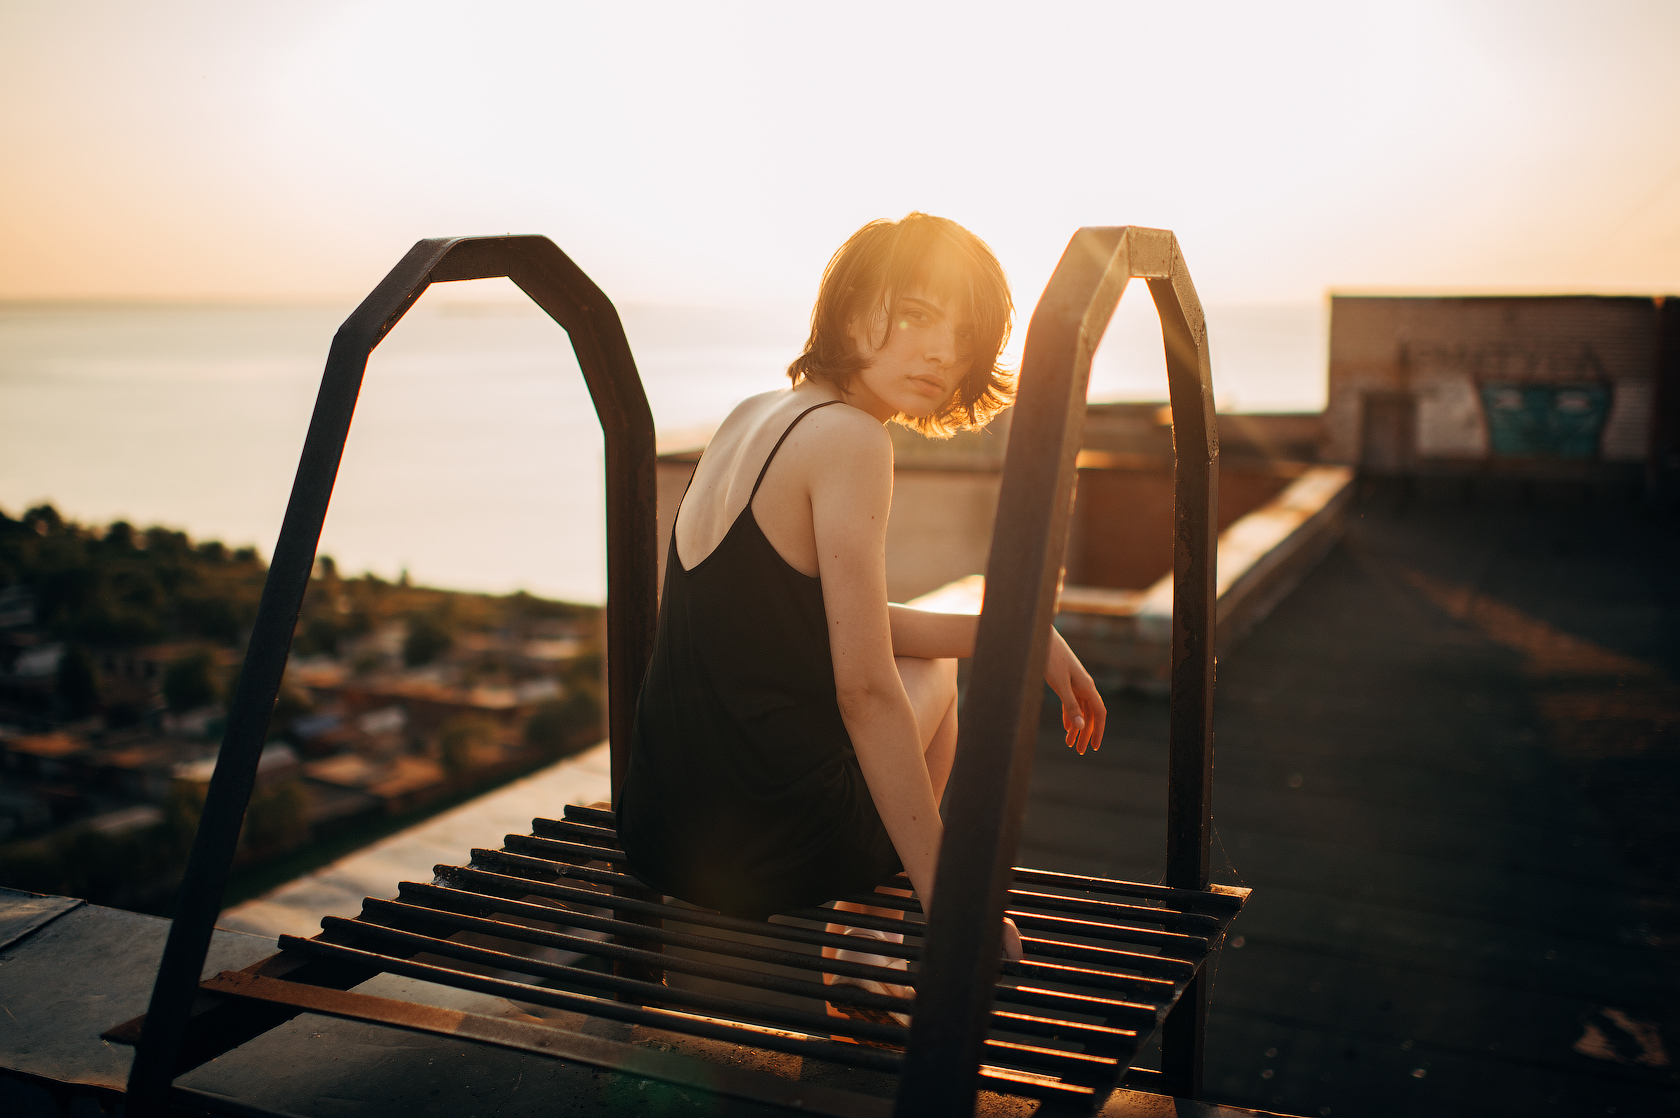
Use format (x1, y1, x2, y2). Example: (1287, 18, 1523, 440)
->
(909, 374, 945, 397)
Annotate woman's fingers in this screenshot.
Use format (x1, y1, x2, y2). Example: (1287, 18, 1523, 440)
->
(1069, 700, 1088, 754)
(1049, 674, 1084, 752)
(1049, 677, 1089, 753)
(1052, 672, 1101, 754)
(1079, 675, 1106, 754)
(1061, 676, 1105, 754)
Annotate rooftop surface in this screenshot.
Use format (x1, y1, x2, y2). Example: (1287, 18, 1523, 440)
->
(2, 484, 1675, 1117)
(1016, 482, 1678, 1116)
(218, 739, 613, 940)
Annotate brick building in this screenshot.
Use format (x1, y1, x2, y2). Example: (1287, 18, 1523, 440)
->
(1325, 294, 1680, 481)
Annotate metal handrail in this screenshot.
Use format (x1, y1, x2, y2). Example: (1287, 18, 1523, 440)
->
(897, 227, 1218, 1116)
(124, 235, 658, 1118)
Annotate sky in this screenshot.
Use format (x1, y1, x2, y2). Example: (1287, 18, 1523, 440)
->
(2, 0, 1678, 311)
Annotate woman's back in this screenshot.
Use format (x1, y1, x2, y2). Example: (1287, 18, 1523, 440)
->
(671, 389, 863, 577)
(617, 394, 903, 918)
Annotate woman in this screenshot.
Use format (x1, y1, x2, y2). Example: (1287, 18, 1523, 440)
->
(618, 213, 1105, 1023)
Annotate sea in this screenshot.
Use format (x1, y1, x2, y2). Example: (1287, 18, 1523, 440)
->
(0, 291, 1326, 604)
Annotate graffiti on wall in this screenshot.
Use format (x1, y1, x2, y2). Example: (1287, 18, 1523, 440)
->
(1479, 383, 1611, 458)
(1413, 373, 1489, 458)
(1405, 343, 1611, 460)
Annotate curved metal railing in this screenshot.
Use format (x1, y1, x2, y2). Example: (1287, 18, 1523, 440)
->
(126, 235, 658, 1116)
(900, 226, 1219, 1115)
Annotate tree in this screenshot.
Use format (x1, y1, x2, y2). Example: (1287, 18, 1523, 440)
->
(179, 593, 241, 644)
(240, 782, 310, 855)
(164, 778, 308, 859)
(163, 650, 219, 712)
(438, 715, 498, 775)
(522, 682, 603, 757)
(54, 644, 100, 718)
(403, 614, 452, 667)
(104, 521, 135, 550)
(22, 504, 64, 536)
(297, 615, 343, 657)
(271, 684, 315, 740)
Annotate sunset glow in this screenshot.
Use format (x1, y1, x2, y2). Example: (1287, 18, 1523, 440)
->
(2, 0, 1677, 307)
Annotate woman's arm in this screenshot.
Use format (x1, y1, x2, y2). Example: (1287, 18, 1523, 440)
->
(807, 411, 1108, 920)
(889, 606, 1107, 755)
(887, 604, 976, 659)
(808, 417, 946, 911)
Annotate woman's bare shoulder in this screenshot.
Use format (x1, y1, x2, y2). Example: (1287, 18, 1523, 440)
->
(709, 390, 784, 440)
(795, 401, 893, 463)
(718, 391, 890, 459)
(803, 398, 887, 433)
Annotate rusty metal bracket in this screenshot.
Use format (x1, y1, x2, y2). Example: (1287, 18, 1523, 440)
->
(195, 971, 892, 1118)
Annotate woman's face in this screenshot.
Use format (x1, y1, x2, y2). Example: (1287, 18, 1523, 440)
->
(843, 284, 975, 424)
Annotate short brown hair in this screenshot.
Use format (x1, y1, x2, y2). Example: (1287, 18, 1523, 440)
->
(787, 213, 1014, 438)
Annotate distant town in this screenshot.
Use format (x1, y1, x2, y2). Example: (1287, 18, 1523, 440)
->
(0, 504, 604, 913)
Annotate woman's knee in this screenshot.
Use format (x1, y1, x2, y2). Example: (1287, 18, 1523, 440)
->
(933, 656, 957, 698)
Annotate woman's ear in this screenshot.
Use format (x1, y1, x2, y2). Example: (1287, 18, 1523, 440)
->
(845, 311, 873, 358)
(851, 300, 895, 359)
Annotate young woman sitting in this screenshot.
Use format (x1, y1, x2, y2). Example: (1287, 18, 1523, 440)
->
(618, 212, 1105, 1028)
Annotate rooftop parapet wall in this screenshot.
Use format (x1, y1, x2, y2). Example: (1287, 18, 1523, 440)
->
(656, 404, 1330, 605)
(910, 465, 1356, 693)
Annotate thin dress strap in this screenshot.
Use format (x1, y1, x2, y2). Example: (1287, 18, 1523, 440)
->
(670, 399, 843, 551)
(749, 400, 843, 500)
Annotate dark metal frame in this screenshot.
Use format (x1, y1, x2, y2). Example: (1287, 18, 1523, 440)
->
(122, 226, 1228, 1118)
(124, 235, 658, 1117)
(900, 226, 1219, 1115)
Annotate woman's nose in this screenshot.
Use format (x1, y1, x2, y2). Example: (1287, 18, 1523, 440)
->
(925, 324, 957, 365)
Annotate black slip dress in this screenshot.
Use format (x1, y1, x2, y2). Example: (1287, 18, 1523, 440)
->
(618, 400, 903, 919)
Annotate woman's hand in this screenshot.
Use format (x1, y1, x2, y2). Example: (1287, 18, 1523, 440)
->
(1045, 626, 1105, 754)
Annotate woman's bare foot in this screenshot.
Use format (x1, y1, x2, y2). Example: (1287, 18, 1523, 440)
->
(1001, 915, 1023, 963)
(824, 924, 913, 1045)
(823, 891, 915, 1040)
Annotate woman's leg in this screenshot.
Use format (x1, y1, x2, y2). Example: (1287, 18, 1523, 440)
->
(825, 657, 958, 994)
(833, 656, 956, 919)
(897, 655, 960, 804)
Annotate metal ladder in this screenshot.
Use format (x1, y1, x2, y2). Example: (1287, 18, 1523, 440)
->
(111, 227, 1246, 1117)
